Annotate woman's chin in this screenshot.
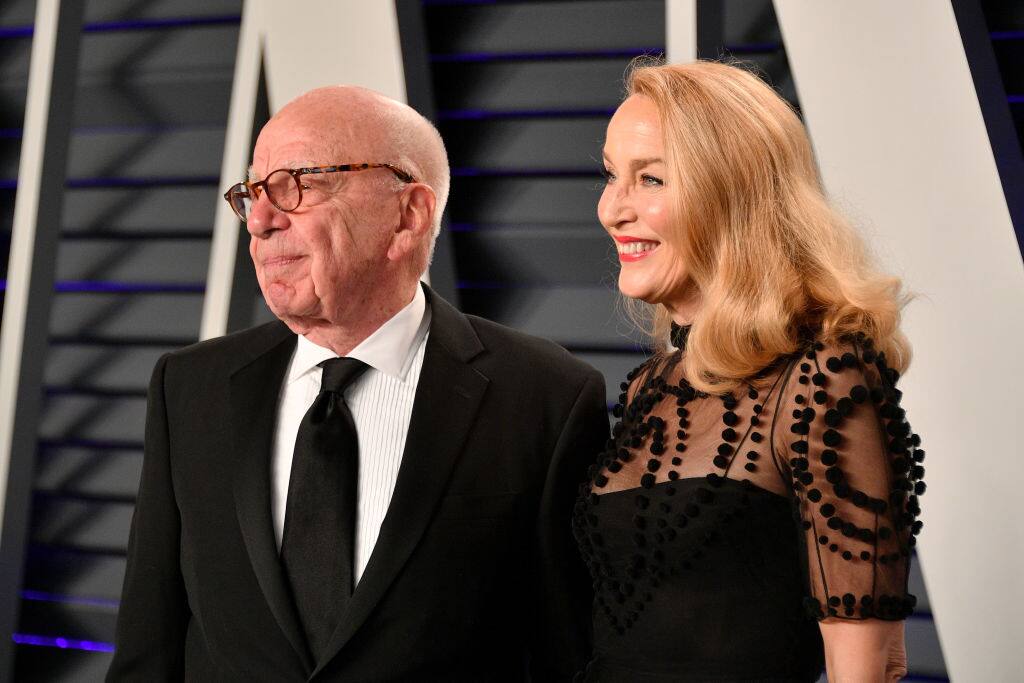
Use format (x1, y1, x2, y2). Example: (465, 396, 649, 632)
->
(618, 275, 656, 304)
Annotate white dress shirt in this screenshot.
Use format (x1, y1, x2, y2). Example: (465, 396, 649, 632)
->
(271, 286, 430, 584)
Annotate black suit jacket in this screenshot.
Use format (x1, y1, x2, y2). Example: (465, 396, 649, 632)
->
(107, 286, 608, 682)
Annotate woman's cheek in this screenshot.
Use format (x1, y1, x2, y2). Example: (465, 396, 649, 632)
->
(644, 199, 669, 237)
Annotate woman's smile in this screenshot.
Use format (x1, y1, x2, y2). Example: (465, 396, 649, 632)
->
(614, 236, 661, 262)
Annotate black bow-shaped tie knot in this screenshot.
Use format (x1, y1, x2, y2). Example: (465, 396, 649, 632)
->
(319, 357, 369, 394)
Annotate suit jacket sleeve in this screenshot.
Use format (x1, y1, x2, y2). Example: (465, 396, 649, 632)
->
(530, 369, 608, 681)
(107, 353, 189, 681)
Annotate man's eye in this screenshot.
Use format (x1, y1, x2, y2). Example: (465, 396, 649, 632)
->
(641, 174, 664, 187)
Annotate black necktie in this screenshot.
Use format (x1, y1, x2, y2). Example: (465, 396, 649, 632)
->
(281, 357, 368, 660)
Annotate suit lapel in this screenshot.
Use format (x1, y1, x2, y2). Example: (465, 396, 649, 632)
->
(313, 287, 489, 675)
(228, 324, 315, 674)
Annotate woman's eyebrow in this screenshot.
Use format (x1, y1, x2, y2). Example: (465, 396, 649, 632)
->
(630, 157, 663, 169)
(602, 155, 664, 168)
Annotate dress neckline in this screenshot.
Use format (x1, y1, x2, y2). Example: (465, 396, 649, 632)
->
(590, 474, 790, 503)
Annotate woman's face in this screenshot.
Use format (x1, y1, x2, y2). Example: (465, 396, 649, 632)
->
(598, 94, 690, 311)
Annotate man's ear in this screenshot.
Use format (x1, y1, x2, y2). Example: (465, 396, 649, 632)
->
(387, 184, 435, 261)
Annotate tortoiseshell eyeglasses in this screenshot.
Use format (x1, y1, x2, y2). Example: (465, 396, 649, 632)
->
(223, 163, 417, 222)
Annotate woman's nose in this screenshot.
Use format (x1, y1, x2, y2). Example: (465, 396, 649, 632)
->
(599, 184, 637, 230)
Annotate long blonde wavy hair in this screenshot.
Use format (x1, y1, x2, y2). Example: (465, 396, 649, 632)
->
(623, 60, 910, 394)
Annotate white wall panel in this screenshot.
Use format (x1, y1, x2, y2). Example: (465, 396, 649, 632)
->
(263, 1, 405, 110)
(665, 0, 697, 64)
(774, 1, 1023, 678)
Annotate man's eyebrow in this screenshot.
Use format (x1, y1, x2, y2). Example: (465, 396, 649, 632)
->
(246, 164, 255, 181)
(248, 160, 320, 180)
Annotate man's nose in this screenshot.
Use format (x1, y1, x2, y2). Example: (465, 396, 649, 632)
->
(246, 191, 289, 237)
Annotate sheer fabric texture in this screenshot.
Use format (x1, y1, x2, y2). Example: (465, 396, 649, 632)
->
(572, 324, 923, 681)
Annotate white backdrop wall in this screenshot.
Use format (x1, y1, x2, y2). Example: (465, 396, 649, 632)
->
(665, 0, 697, 64)
(261, 2, 406, 110)
(773, 1, 1024, 679)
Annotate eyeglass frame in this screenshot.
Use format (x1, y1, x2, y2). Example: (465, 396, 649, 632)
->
(223, 162, 418, 222)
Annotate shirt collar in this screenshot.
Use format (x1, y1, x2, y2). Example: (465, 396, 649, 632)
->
(287, 284, 430, 385)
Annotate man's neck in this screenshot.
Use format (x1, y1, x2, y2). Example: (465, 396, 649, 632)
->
(302, 284, 419, 357)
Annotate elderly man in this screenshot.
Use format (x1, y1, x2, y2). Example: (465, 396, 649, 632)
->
(106, 86, 608, 682)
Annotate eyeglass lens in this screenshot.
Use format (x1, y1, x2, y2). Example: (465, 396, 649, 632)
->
(230, 191, 252, 221)
(229, 170, 303, 222)
(266, 169, 301, 211)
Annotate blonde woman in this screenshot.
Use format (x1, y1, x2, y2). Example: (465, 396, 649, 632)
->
(572, 61, 922, 681)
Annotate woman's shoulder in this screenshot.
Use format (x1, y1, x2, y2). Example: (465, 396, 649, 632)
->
(774, 331, 911, 446)
(798, 331, 901, 389)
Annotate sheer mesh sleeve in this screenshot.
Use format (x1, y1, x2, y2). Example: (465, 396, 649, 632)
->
(776, 336, 923, 621)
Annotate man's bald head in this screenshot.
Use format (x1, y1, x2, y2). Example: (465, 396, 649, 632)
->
(272, 85, 450, 249)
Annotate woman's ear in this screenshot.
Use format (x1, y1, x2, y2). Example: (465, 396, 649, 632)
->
(388, 184, 436, 261)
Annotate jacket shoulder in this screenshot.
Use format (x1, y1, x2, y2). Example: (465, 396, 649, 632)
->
(164, 320, 292, 368)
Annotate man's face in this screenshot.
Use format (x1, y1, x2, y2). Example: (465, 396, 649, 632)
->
(247, 117, 400, 332)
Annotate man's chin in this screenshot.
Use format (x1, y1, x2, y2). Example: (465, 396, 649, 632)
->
(273, 309, 328, 335)
(262, 289, 321, 334)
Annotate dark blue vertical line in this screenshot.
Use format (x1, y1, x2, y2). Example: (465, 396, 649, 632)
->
(951, 0, 1024, 254)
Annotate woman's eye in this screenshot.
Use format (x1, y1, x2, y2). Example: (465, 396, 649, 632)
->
(641, 174, 664, 187)
(601, 167, 616, 183)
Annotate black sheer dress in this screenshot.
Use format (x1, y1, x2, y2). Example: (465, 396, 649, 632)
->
(572, 324, 923, 682)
